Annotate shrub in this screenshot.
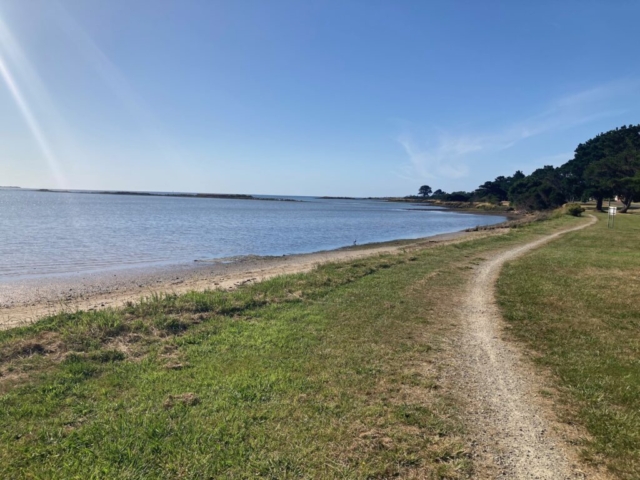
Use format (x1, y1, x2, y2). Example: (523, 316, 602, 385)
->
(565, 203, 585, 217)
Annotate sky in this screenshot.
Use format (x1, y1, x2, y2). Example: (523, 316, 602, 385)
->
(0, 1, 639, 197)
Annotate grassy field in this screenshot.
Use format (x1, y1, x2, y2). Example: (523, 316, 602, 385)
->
(498, 211, 640, 479)
(0, 215, 578, 479)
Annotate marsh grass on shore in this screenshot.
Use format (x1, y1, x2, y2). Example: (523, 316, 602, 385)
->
(498, 211, 640, 479)
(0, 216, 577, 478)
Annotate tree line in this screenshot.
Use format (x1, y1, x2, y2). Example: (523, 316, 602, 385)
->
(416, 124, 640, 212)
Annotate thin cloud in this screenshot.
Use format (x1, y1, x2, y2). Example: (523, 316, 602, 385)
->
(396, 79, 638, 182)
(396, 134, 472, 180)
(554, 79, 638, 108)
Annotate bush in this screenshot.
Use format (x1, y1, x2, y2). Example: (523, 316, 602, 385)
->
(565, 203, 585, 217)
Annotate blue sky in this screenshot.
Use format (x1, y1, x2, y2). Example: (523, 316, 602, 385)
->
(0, 1, 639, 197)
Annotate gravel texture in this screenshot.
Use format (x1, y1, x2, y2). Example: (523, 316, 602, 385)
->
(454, 215, 608, 479)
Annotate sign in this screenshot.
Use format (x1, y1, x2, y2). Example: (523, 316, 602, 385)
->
(609, 206, 617, 216)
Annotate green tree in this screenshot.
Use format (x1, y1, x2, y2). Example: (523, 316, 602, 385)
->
(475, 171, 526, 203)
(418, 185, 432, 197)
(446, 191, 472, 202)
(585, 148, 640, 212)
(508, 166, 566, 211)
(562, 125, 640, 210)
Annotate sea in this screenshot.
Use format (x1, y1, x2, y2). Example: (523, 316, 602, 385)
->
(0, 189, 505, 280)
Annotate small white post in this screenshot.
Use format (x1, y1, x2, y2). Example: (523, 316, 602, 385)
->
(608, 206, 617, 228)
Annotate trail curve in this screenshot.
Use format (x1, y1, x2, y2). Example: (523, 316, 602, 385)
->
(457, 215, 602, 479)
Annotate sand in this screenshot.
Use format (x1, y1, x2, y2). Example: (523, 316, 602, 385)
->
(0, 229, 502, 330)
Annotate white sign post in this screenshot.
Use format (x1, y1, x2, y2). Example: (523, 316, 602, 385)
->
(608, 206, 617, 228)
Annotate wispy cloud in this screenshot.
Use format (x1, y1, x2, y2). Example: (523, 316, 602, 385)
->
(396, 134, 473, 180)
(396, 79, 638, 182)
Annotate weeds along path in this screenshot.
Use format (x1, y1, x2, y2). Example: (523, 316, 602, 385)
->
(456, 215, 599, 479)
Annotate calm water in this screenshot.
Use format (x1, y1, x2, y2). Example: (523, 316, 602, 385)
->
(0, 189, 505, 280)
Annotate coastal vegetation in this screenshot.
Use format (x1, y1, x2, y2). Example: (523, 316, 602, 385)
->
(564, 202, 585, 217)
(410, 125, 640, 212)
(0, 215, 582, 478)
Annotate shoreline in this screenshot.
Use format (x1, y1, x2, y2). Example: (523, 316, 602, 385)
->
(0, 227, 509, 330)
(384, 197, 519, 216)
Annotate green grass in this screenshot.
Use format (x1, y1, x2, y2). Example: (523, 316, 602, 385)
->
(498, 211, 640, 479)
(0, 214, 578, 479)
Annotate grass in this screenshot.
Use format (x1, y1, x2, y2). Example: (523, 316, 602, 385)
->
(0, 214, 578, 479)
(498, 210, 640, 479)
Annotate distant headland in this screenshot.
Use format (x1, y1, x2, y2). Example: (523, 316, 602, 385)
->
(32, 189, 300, 202)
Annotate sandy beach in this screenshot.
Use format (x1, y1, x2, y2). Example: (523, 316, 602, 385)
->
(0, 228, 506, 331)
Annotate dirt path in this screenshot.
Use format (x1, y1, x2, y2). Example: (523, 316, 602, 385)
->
(456, 215, 602, 479)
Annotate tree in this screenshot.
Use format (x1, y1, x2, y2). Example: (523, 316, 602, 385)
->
(512, 170, 526, 182)
(585, 148, 640, 212)
(508, 166, 567, 211)
(407, 125, 640, 212)
(476, 177, 508, 203)
(475, 171, 526, 203)
(562, 125, 640, 210)
(446, 191, 472, 202)
(418, 185, 432, 197)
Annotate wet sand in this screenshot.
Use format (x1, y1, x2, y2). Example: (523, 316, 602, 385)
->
(0, 229, 507, 330)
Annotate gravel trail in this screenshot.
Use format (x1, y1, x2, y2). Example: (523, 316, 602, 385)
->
(457, 215, 602, 479)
